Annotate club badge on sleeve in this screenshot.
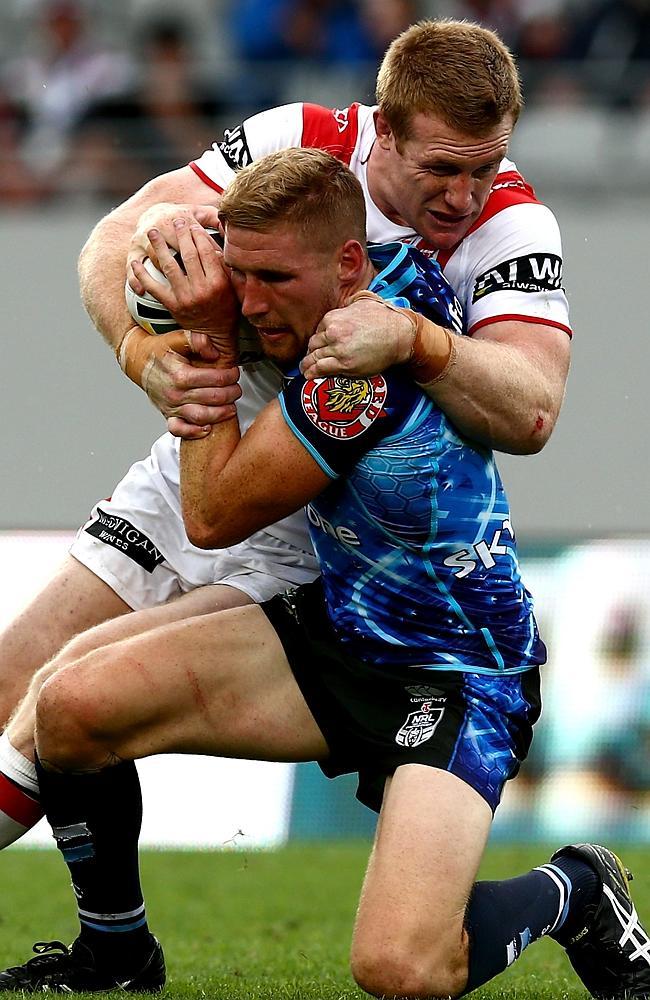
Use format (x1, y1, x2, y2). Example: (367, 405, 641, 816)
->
(301, 375, 388, 440)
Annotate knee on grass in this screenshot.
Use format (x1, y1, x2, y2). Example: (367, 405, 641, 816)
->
(350, 942, 468, 999)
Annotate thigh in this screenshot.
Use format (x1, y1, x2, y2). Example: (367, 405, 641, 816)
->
(41, 605, 329, 765)
(7, 583, 255, 755)
(352, 764, 492, 972)
(0, 555, 130, 726)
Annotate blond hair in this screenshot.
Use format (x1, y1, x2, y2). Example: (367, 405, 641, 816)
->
(376, 19, 522, 142)
(218, 148, 367, 250)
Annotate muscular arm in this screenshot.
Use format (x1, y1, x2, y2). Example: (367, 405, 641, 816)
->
(78, 165, 212, 350)
(424, 319, 570, 454)
(180, 400, 329, 549)
(78, 166, 236, 436)
(301, 299, 570, 454)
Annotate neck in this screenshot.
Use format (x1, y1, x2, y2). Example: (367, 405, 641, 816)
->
(366, 142, 405, 226)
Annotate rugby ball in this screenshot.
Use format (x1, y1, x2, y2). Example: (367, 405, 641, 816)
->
(125, 227, 222, 335)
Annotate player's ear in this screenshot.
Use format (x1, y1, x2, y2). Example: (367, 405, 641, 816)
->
(337, 240, 367, 285)
(374, 110, 394, 150)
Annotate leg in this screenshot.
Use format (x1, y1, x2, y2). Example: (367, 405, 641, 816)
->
(0, 556, 130, 847)
(0, 555, 130, 727)
(0, 606, 329, 992)
(7, 581, 255, 760)
(35, 603, 328, 767)
(351, 764, 650, 1000)
(351, 764, 492, 1000)
(0, 569, 255, 850)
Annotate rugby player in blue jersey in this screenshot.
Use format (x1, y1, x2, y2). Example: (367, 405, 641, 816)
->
(2, 150, 647, 999)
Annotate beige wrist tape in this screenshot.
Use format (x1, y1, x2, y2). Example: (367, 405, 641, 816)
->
(403, 310, 458, 385)
(345, 291, 457, 384)
(115, 327, 150, 386)
(116, 327, 192, 393)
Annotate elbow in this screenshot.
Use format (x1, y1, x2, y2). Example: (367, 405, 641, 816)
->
(506, 407, 558, 455)
(185, 516, 223, 550)
(186, 524, 218, 550)
(184, 512, 247, 550)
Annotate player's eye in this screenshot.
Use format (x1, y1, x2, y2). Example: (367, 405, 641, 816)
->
(258, 271, 292, 283)
(474, 162, 498, 178)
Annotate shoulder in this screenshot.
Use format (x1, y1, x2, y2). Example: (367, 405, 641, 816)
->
(473, 159, 542, 228)
(281, 371, 427, 475)
(300, 102, 364, 164)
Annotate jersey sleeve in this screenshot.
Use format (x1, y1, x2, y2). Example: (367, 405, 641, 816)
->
(190, 103, 305, 192)
(440, 169, 572, 338)
(279, 372, 423, 478)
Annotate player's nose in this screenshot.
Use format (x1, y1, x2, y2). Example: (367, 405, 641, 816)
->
(443, 174, 474, 213)
(240, 276, 269, 318)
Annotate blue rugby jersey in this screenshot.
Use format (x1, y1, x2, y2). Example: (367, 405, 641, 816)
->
(279, 243, 546, 674)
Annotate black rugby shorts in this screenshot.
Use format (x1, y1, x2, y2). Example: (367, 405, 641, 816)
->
(262, 577, 541, 813)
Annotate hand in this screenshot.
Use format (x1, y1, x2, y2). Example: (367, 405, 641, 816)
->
(127, 203, 221, 273)
(300, 292, 416, 379)
(130, 221, 240, 364)
(118, 327, 241, 436)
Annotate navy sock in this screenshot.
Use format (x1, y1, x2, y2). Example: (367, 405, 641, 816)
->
(35, 756, 150, 972)
(463, 860, 599, 995)
(548, 854, 602, 943)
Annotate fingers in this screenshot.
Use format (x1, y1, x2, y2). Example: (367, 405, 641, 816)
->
(165, 356, 242, 394)
(128, 203, 218, 266)
(300, 350, 346, 379)
(192, 204, 222, 230)
(167, 399, 239, 438)
(167, 417, 212, 439)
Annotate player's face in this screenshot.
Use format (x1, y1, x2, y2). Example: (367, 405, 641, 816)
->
(223, 223, 343, 366)
(373, 111, 513, 249)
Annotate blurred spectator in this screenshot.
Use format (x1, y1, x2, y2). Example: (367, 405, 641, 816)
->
(58, 18, 224, 202)
(515, 6, 584, 106)
(0, 84, 49, 204)
(439, 0, 523, 51)
(227, 0, 416, 110)
(568, 0, 650, 108)
(2, 0, 135, 178)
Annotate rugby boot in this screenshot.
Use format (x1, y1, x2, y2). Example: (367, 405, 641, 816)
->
(0, 934, 165, 992)
(551, 843, 650, 999)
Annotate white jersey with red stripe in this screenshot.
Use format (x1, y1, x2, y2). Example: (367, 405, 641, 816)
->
(191, 101, 571, 338)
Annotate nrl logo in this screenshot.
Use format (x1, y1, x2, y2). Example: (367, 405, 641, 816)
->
(395, 703, 445, 748)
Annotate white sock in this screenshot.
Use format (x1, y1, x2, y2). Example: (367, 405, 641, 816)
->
(0, 731, 44, 848)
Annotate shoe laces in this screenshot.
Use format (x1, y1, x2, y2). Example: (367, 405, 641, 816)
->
(7, 941, 71, 978)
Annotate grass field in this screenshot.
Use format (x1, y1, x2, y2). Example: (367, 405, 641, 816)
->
(1, 843, 648, 998)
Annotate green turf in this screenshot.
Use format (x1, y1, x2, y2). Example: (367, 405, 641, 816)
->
(1, 843, 648, 998)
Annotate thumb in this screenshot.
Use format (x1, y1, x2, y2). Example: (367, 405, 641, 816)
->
(162, 329, 196, 357)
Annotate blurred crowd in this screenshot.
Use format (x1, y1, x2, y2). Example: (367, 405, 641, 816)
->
(1, 0, 649, 205)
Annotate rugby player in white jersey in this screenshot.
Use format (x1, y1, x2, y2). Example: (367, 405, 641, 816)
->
(0, 21, 570, 847)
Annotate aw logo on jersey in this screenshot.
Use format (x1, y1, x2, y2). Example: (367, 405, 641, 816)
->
(301, 375, 387, 439)
(395, 700, 445, 748)
(473, 253, 563, 302)
(217, 124, 252, 171)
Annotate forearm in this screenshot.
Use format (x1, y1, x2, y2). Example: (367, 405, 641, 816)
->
(302, 295, 570, 456)
(421, 332, 567, 454)
(78, 166, 214, 353)
(79, 204, 147, 352)
(180, 414, 242, 548)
